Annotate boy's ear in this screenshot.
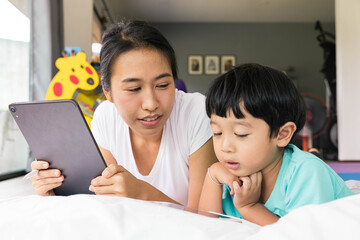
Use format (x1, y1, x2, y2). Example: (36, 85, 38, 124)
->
(103, 89, 114, 103)
(276, 122, 297, 147)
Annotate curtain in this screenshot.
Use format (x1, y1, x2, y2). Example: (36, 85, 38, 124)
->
(27, 0, 64, 169)
(30, 0, 64, 101)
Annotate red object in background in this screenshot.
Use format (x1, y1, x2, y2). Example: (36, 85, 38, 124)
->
(302, 136, 309, 152)
(296, 93, 331, 151)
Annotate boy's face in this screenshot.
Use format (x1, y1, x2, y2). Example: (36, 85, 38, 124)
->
(210, 105, 282, 177)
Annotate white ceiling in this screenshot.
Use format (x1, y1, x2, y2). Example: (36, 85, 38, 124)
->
(98, 0, 335, 23)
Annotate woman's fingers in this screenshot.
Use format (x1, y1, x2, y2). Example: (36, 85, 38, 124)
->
(89, 184, 121, 195)
(31, 175, 64, 188)
(34, 182, 62, 196)
(91, 176, 112, 186)
(89, 174, 125, 195)
(31, 169, 62, 180)
(30, 171, 64, 196)
(90, 165, 140, 197)
(92, 171, 126, 186)
(30, 160, 64, 196)
(31, 160, 49, 170)
(102, 164, 127, 178)
(90, 168, 135, 196)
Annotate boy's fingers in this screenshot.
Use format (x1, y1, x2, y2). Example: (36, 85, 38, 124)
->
(250, 172, 262, 188)
(233, 181, 241, 195)
(256, 172, 262, 186)
(249, 173, 258, 185)
(240, 176, 251, 190)
(227, 176, 241, 194)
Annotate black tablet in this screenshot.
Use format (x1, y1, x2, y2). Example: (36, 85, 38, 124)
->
(9, 99, 106, 196)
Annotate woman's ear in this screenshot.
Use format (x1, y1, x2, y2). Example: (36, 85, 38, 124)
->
(277, 122, 297, 147)
(103, 89, 114, 103)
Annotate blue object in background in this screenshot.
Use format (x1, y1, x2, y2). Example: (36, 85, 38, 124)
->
(337, 173, 360, 181)
(64, 47, 82, 57)
(175, 79, 187, 93)
(327, 161, 360, 181)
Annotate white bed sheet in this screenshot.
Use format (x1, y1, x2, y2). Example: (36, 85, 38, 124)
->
(1, 177, 360, 240)
(249, 192, 360, 240)
(0, 194, 260, 240)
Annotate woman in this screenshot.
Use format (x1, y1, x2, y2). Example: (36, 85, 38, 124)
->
(30, 20, 217, 208)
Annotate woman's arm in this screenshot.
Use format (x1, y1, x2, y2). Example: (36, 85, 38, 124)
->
(93, 139, 218, 208)
(91, 145, 181, 205)
(187, 138, 218, 209)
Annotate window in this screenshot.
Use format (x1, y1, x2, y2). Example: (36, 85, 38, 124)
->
(0, 0, 30, 180)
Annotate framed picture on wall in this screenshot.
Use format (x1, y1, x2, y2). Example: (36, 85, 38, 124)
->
(188, 55, 203, 75)
(221, 55, 236, 73)
(205, 55, 219, 75)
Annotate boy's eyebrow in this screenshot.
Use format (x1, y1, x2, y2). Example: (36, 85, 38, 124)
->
(210, 119, 252, 127)
(235, 120, 252, 128)
(122, 73, 172, 83)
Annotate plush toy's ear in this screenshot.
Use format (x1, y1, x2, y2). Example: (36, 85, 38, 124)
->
(103, 89, 113, 103)
(55, 57, 65, 70)
(277, 122, 297, 147)
(76, 51, 87, 61)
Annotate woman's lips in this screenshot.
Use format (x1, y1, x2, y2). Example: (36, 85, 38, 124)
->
(225, 161, 240, 170)
(139, 115, 162, 127)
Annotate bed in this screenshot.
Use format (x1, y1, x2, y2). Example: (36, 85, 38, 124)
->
(0, 177, 359, 240)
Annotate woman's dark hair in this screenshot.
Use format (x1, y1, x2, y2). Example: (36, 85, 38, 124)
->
(206, 63, 306, 138)
(100, 20, 178, 91)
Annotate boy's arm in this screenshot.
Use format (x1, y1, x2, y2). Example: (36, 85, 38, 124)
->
(232, 172, 279, 226)
(199, 163, 240, 214)
(237, 203, 279, 226)
(198, 170, 223, 214)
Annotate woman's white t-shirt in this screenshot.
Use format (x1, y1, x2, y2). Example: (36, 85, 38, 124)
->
(91, 90, 212, 206)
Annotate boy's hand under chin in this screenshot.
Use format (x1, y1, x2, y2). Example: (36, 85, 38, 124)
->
(232, 171, 262, 211)
(210, 162, 241, 194)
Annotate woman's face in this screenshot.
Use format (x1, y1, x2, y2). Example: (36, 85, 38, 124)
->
(104, 48, 175, 139)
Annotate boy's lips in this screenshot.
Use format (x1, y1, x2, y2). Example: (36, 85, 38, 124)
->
(225, 161, 240, 170)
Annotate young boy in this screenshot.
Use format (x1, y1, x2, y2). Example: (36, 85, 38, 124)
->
(199, 63, 354, 226)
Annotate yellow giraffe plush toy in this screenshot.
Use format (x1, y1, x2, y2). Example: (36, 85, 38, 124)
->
(45, 52, 102, 127)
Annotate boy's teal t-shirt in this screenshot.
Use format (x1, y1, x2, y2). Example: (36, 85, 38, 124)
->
(222, 144, 355, 218)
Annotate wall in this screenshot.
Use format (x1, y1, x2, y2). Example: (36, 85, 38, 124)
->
(336, 0, 360, 160)
(154, 22, 335, 99)
(63, 0, 93, 60)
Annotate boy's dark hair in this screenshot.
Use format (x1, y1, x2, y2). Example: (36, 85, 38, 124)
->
(100, 19, 178, 91)
(206, 63, 306, 138)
